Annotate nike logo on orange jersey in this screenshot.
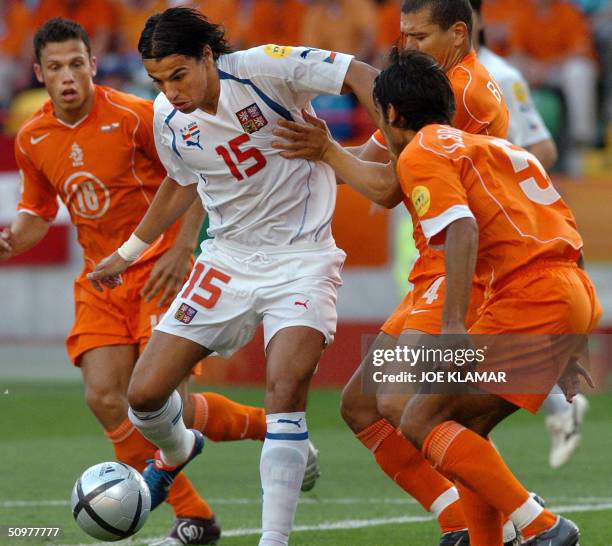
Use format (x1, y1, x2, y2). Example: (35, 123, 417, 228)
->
(30, 133, 50, 145)
(410, 309, 430, 315)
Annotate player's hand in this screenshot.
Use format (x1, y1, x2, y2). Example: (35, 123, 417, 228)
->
(272, 109, 333, 161)
(0, 228, 14, 262)
(141, 246, 192, 307)
(558, 357, 595, 403)
(87, 251, 130, 292)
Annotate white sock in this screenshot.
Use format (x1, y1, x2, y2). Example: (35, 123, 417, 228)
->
(259, 412, 309, 546)
(128, 390, 195, 466)
(429, 487, 460, 518)
(503, 520, 517, 542)
(542, 385, 573, 416)
(509, 496, 544, 531)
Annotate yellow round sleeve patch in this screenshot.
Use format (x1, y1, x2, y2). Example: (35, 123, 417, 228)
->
(512, 81, 528, 104)
(411, 185, 431, 217)
(264, 45, 293, 59)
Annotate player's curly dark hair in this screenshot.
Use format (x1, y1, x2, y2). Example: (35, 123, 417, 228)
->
(402, 0, 474, 35)
(373, 48, 456, 132)
(33, 18, 91, 64)
(138, 7, 233, 61)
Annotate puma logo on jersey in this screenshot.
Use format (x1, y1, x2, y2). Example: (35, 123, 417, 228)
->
(294, 300, 309, 309)
(30, 133, 50, 145)
(180, 121, 203, 150)
(300, 48, 319, 59)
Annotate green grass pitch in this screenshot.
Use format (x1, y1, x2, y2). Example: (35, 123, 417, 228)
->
(1, 382, 611, 545)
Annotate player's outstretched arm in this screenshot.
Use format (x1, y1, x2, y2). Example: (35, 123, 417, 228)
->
(347, 137, 391, 164)
(441, 218, 478, 334)
(0, 213, 51, 262)
(141, 200, 206, 307)
(88, 177, 198, 291)
(273, 111, 403, 208)
(341, 60, 380, 123)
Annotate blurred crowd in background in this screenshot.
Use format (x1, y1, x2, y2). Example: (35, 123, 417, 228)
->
(0, 0, 611, 175)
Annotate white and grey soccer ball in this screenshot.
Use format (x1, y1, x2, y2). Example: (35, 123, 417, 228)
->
(71, 462, 151, 541)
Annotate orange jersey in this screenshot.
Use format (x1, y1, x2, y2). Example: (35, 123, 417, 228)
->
(446, 51, 509, 137)
(372, 51, 509, 148)
(397, 125, 582, 288)
(15, 85, 178, 274)
(374, 51, 509, 287)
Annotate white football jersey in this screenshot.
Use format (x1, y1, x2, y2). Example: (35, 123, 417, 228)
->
(478, 47, 552, 148)
(154, 45, 353, 248)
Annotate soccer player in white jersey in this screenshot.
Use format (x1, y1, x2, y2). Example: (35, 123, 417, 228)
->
(472, 0, 589, 470)
(88, 7, 378, 546)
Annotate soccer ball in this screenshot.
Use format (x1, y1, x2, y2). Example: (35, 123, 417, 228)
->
(71, 462, 151, 541)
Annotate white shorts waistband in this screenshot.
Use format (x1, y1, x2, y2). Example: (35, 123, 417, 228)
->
(210, 237, 340, 257)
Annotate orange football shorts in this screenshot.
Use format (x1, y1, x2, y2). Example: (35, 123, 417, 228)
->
(66, 262, 171, 365)
(470, 261, 601, 413)
(381, 276, 486, 336)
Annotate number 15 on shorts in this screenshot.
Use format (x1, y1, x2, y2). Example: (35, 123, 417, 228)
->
(182, 263, 232, 309)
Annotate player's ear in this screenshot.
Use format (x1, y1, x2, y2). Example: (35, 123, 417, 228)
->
(90, 55, 98, 78)
(387, 103, 400, 126)
(202, 45, 214, 66)
(33, 63, 44, 84)
(451, 21, 469, 47)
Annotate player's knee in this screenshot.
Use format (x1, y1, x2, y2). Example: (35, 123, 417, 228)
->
(84, 384, 126, 422)
(399, 412, 426, 450)
(376, 395, 406, 427)
(340, 386, 378, 433)
(266, 376, 310, 412)
(127, 382, 166, 413)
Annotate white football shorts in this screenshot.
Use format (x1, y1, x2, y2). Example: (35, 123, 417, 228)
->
(155, 238, 346, 357)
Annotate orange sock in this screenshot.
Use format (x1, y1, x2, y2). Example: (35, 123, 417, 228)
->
(457, 483, 503, 545)
(192, 392, 266, 442)
(106, 418, 213, 519)
(357, 420, 466, 533)
(166, 473, 214, 520)
(423, 421, 557, 540)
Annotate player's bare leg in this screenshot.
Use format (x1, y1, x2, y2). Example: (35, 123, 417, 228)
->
(259, 326, 324, 546)
(129, 331, 212, 412)
(342, 331, 467, 542)
(126, 332, 212, 510)
(401, 393, 579, 544)
(375, 329, 440, 426)
(81, 344, 220, 544)
(81, 345, 138, 431)
(340, 332, 395, 432)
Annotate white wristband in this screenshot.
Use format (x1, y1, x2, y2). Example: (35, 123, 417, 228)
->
(117, 234, 150, 262)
